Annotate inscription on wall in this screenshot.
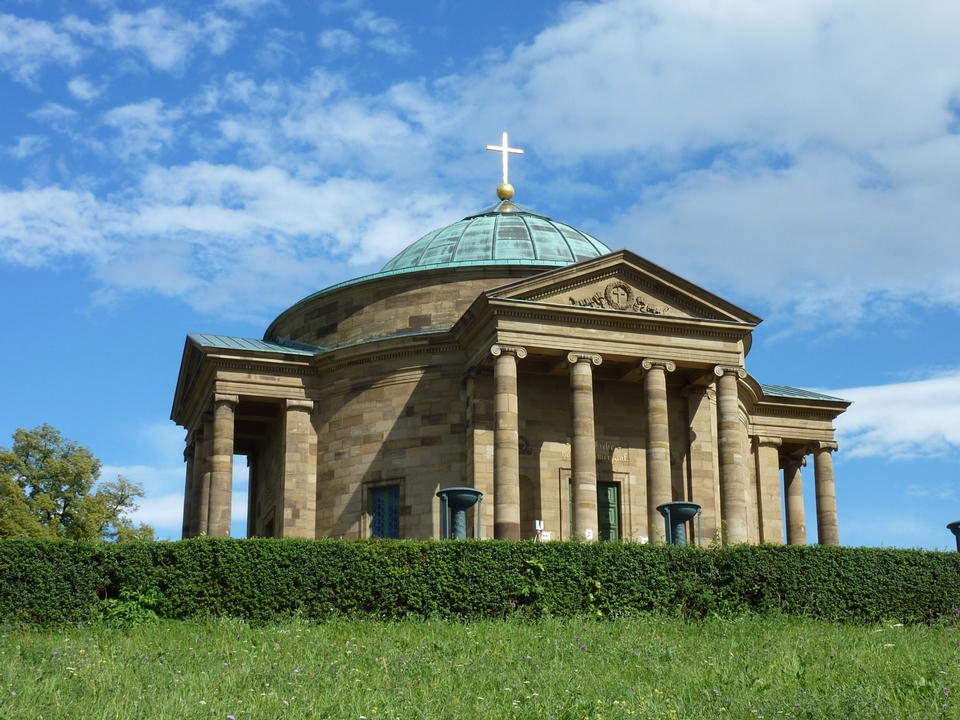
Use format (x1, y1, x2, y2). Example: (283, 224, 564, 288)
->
(568, 281, 667, 315)
(561, 440, 629, 464)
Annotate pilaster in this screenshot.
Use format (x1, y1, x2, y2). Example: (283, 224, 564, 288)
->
(754, 436, 784, 544)
(684, 384, 719, 544)
(281, 398, 318, 538)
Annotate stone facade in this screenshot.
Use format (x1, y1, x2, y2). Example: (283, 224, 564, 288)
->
(172, 248, 850, 546)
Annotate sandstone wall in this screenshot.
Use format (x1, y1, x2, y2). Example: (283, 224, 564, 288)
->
(266, 268, 540, 348)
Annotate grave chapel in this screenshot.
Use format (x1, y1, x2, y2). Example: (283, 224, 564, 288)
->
(172, 134, 850, 546)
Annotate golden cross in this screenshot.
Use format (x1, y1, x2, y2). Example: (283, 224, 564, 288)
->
(485, 131, 524, 185)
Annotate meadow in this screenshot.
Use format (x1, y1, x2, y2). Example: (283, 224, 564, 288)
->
(0, 616, 956, 720)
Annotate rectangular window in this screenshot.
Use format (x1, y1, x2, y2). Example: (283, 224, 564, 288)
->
(370, 484, 401, 539)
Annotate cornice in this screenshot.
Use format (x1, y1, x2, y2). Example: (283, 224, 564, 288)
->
(755, 399, 848, 419)
(323, 342, 463, 372)
(487, 302, 749, 341)
(213, 357, 314, 376)
(753, 406, 839, 421)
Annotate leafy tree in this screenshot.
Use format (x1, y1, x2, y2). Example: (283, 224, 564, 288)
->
(0, 424, 153, 541)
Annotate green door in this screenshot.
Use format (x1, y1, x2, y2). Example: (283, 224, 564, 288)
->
(597, 482, 620, 542)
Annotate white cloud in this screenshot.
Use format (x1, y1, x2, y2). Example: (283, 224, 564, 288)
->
(352, 10, 410, 56)
(318, 8, 409, 56)
(129, 493, 183, 531)
(102, 98, 181, 158)
(602, 143, 960, 327)
(831, 371, 960, 459)
(29, 102, 77, 127)
(905, 484, 956, 501)
(458, 0, 960, 158)
(439, 0, 960, 325)
(64, 7, 236, 72)
(4, 0, 960, 328)
(318, 28, 358, 53)
(217, 0, 279, 16)
(67, 75, 101, 101)
(0, 156, 460, 317)
(256, 28, 299, 67)
(126, 490, 249, 538)
(0, 187, 116, 266)
(103, 425, 250, 538)
(6, 135, 47, 159)
(0, 14, 81, 84)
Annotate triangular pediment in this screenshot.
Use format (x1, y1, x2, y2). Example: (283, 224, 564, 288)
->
(487, 250, 761, 325)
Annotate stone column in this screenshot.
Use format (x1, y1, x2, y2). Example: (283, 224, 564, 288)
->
(714, 365, 748, 545)
(783, 454, 806, 545)
(754, 436, 785, 544)
(568, 352, 602, 541)
(194, 415, 212, 536)
(181, 442, 195, 539)
(207, 393, 238, 538)
(491, 344, 526, 540)
(282, 399, 318, 538)
(813, 441, 840, 546)
(684, 384, 720, 545)
(643, 359, 676, 544)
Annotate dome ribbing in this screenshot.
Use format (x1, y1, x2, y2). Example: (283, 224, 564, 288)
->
(381, 200, 611, 273)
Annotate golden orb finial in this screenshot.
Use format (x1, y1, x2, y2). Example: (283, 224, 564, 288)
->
(496, 182, 515, 201)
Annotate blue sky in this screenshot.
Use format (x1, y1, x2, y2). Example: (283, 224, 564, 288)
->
(1, 0, 958, 547)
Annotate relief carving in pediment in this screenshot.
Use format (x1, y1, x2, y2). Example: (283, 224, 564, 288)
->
(566, 280, 671, 315)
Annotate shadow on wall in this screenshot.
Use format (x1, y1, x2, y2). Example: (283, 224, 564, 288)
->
(314, 360, 468, 540)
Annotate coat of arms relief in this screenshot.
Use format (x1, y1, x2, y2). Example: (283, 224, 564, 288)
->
(567, 281, 669, 315)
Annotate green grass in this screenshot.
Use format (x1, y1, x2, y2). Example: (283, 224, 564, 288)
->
(0, 616, 957, 719)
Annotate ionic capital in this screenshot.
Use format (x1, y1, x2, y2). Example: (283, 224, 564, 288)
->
(755, 435, 782, 448)
(641, 358, 676, 373)
(491, 344, 527, 359)
(713, 365, 747, 379)
(214, 393, 239, 406)
(566, 351, 602, 366)
(285, 398, 315, 413)
(812, 440, 839, 453)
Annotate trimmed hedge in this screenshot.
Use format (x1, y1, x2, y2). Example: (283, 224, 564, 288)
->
(0, 538, 958, 625)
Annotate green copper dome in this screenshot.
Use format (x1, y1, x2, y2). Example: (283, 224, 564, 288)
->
(381, 200, 611, 272)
